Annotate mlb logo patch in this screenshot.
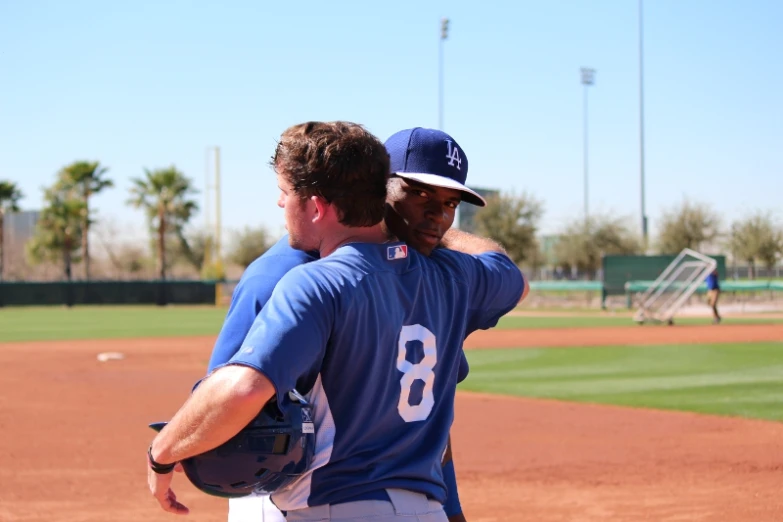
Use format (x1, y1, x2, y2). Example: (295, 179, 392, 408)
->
(387, 245, 408, 260)
(301, 407, 315, 434)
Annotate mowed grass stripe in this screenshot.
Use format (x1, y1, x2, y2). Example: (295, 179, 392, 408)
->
(0, 306, 227, 342)
(496, 315, 783, 329)
(461, 342, 783, 421)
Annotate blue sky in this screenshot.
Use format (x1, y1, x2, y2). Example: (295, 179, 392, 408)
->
(1, 0, 781, 244)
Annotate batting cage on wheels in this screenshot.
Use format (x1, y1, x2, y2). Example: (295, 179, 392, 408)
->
(632, 248, 717, 325)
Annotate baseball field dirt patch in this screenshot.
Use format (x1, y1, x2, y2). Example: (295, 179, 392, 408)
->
(0, 324, 781, 521)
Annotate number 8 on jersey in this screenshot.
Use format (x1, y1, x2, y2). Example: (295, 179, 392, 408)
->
(397, 325, 437, 423)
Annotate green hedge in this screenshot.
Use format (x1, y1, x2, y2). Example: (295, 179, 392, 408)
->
(0, 280, 216, 307)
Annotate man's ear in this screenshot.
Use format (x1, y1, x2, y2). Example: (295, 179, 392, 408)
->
(311, 195, 330, 223)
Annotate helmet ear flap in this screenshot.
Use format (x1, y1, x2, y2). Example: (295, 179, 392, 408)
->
(148, 389, 316, 498)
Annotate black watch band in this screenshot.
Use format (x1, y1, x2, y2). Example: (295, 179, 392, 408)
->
(147, 445, 176, 474)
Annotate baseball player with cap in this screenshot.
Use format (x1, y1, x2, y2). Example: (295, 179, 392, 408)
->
(147, 121, 526, 521)
(205, 126, 491, 522)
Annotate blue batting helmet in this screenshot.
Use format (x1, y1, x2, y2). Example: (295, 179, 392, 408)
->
(150, 390, 315, 498)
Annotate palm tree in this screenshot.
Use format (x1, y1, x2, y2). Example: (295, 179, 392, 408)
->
(0, 181, 24, 281)
(127, 167, 198, 280)
(57, 161, 113, 280)
(27, 187, 85, 282)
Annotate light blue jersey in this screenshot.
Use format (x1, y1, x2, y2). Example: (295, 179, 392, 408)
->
(227, 242, 524, 510)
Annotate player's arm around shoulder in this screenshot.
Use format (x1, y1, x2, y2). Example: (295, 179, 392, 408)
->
(438, 228, 506, 256)
(438, 228, 529, 307)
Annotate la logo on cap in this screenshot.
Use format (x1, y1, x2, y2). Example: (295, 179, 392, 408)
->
(387, 245, 408, 260)
(445, 140, 462, 170)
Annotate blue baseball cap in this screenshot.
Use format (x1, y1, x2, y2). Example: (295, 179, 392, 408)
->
(384, 127, 486, 207)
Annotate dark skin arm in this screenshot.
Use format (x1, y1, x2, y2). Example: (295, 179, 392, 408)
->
(439, 228, 530, 303)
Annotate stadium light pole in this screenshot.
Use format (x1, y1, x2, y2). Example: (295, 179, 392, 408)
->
(439, 18, 449, 130)
(204, 148, 212, 269)
(214, 146, 221, 264)
(203, 146, 222, 267)
(639, 0, 648, 246)
(580, 67, 595, 222)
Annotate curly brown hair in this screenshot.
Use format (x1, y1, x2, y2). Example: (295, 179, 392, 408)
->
(270, 121, 390, 227)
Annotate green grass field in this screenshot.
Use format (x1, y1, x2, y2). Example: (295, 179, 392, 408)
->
(496, 315, 783, 329)
(461, 343, 783, 421)
(1, 305, 780, 343)
(0, 306, 227, 342)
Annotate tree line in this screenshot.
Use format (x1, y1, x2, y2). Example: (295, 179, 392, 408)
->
(1, 168, 782, 281)
(0, 162, 272, 282)
(470, 193, 783, 280)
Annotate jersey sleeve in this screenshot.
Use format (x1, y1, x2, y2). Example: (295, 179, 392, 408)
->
(206, 240, 318, 374)
(460, 251, 525, 332)
(206, 274, 277, 372)
(227, 265, 335, 406)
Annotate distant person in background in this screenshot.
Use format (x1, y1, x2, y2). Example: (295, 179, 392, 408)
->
(706, 268, 721, 324)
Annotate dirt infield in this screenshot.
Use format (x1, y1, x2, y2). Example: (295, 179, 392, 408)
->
(1, 324, 782, 521)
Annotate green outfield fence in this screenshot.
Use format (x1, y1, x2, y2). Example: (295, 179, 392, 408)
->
(0, 280, 217, 307)
(528, 279, 783, 309)
(624, 280, 783, 293)
(622, 280, 783, 309)
(530, 281, 783, 293)
(2, 278, 779, 308)
(530, 281, 603, 292)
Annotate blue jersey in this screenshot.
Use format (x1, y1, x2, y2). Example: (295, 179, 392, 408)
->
(706, 272, 720, 290)
(227, 242, 524, 510)
(207, 236, 318, 372)
(208, 236, 470, 381)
